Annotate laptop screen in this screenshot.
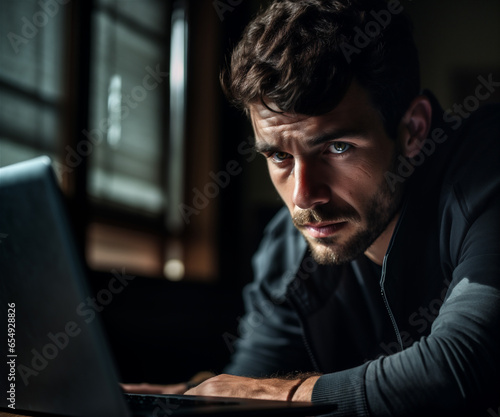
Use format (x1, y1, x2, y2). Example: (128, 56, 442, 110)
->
(0, 157, 130, 416)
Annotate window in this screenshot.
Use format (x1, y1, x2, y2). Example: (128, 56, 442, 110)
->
(86, 0, 178, 278)
(88, 0, 169, 215)
(0, 0, 67, 170)
(0, 0, 181, 279)
(0, 0, 224, 282)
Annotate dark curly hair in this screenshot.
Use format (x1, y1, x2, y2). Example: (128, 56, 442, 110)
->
(220, 0, 420, 139)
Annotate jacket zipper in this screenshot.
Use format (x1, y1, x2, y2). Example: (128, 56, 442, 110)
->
(378, 200, 409, 352)
(380, 253, 403, 351)
(287, 293, 322, 373)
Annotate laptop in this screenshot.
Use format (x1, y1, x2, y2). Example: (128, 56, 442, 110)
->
(0, 157, 337, 417)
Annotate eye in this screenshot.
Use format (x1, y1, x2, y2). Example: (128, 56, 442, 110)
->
(271, 151, 291, 163)
(329, 142, 351, 154)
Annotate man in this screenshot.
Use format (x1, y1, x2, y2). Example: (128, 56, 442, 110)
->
(125, 0, 500, 415)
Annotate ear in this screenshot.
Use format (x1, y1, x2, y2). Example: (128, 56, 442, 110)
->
(397, 96, 432, 159)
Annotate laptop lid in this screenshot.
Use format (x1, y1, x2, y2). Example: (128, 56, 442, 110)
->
(0, 157, 336, 417)
(0, 156, 131, 417)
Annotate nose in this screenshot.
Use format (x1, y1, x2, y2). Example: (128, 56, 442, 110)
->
(292, 159, 330, 209)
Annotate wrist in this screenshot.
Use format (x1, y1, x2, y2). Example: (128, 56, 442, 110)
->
(290, 376, 320, 402)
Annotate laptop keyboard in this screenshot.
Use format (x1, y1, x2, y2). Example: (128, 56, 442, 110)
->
(125, 392, 240, 413)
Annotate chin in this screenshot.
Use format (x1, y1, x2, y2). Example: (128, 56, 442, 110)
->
(306, 233, 373, 266)
(307, 242, 353, 266)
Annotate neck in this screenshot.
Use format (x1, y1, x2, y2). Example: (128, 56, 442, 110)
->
(364, 212, 400, 266)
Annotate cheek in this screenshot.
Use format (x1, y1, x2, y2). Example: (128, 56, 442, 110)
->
(331, 159, 387, 203)
(267, 164, 290, 200)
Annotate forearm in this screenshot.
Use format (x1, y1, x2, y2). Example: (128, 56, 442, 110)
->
(185, 373, 321, 402)
(313, 279, 500, 416)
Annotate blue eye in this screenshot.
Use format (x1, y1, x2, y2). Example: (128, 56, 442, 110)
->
(329, 142, 351, 154)
(271, 152, 291, 162)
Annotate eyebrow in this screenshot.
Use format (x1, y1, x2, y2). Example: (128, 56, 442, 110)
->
(254, 128, 366, 154)
(253, 142, 281, 154)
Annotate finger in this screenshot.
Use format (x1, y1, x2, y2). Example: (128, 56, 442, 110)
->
(161, 383, 189, 395)
(120, 382, 187, 395)
(120, 383, 164, 394)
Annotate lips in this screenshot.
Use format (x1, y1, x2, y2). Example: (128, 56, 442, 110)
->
(303, 221, 348, 239)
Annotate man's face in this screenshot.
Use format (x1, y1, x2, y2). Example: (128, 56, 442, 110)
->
(250, 82, 404, 265)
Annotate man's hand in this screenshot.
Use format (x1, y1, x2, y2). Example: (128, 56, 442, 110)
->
(184, 374, 320, 402)
(121, 382, 188, 395)
(121, 371, 216, 395)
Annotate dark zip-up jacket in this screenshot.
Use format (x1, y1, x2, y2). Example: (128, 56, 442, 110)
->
(224, 96, 500, 416)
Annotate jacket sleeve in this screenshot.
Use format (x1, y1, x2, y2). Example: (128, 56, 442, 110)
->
(313, 192, 500, 416)
(223, 208, 314, 377)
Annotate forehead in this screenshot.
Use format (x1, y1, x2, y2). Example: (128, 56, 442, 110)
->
(250, 82, 385, 146)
